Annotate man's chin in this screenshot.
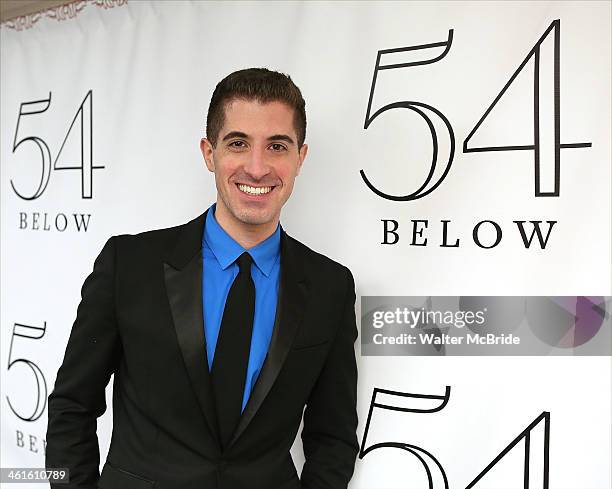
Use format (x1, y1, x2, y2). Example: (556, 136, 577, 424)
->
(233, 209, 277, 227)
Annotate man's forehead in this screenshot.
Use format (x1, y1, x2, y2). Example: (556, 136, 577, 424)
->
(220, 98, 297, 139)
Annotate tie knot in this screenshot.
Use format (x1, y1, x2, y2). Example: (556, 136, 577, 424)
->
(236, 252, 252, 274)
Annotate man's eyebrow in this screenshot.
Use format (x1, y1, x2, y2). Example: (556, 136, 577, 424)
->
(222, 131, 249, 142)
(267, 134, 295, 145)
(221, 131, 295, 145)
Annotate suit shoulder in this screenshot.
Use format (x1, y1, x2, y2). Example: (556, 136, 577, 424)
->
(286, 233, 352, 280)
(113, 220, 181, 245)
(112, 213, 201, 254)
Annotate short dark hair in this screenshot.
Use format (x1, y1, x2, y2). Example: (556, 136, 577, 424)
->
(206, 67, 307, 149)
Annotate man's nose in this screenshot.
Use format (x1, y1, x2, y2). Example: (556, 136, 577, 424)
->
(243, 145, 270, 180)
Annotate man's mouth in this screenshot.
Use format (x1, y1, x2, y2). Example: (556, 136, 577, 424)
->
(237, 183, 275, 196)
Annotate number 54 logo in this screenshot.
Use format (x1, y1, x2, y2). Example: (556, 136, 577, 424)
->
(10, 90, 104, 201)
(360, 386, 550, 489)
(361, 19, 591, 201)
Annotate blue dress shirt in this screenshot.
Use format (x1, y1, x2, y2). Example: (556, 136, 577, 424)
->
(201, 203, 281, 412)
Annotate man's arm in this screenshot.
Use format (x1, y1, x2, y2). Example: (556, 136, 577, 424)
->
(300, 266, 359, 489)
(46, 236, 121, 489)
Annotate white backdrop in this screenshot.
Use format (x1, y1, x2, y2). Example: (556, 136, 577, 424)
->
(1, 1, 611, 488)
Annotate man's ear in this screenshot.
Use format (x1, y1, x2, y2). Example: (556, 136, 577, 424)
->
(296, 143, 308, 176)
(200, 138, 215, 172)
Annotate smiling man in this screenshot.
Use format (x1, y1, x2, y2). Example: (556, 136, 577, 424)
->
(201, 95, 306, 248)
(46, 68, 359, 489)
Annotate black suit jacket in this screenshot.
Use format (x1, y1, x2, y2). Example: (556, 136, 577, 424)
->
(46, 208, 359, 489)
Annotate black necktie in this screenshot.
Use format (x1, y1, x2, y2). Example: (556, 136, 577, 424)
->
(211, 252, 255, 449)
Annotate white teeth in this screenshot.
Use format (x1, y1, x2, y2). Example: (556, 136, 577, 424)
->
(238, 184, 273, 195)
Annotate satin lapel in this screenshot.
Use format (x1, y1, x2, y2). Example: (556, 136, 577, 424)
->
(163, 208, 221, 450)
(228, 229, 309, 449)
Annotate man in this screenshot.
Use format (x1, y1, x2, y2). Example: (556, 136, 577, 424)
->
(46, 68, 359, 489)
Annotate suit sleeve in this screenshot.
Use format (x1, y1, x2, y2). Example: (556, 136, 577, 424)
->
(300, 266, 359, 489)
(46, 236, 121, 489)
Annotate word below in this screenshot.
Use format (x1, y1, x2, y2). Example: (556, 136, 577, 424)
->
(18, 212, 91, 232)
(381, 219, 557, 249)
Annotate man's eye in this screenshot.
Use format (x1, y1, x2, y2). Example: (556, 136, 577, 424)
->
(229, 140, 246, 148)
(270, 143, 287, 152)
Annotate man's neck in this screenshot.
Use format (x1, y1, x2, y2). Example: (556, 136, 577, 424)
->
(213, 205, 279, 250)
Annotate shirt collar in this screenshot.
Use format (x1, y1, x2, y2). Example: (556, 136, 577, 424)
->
(202, 203, 281, 277)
